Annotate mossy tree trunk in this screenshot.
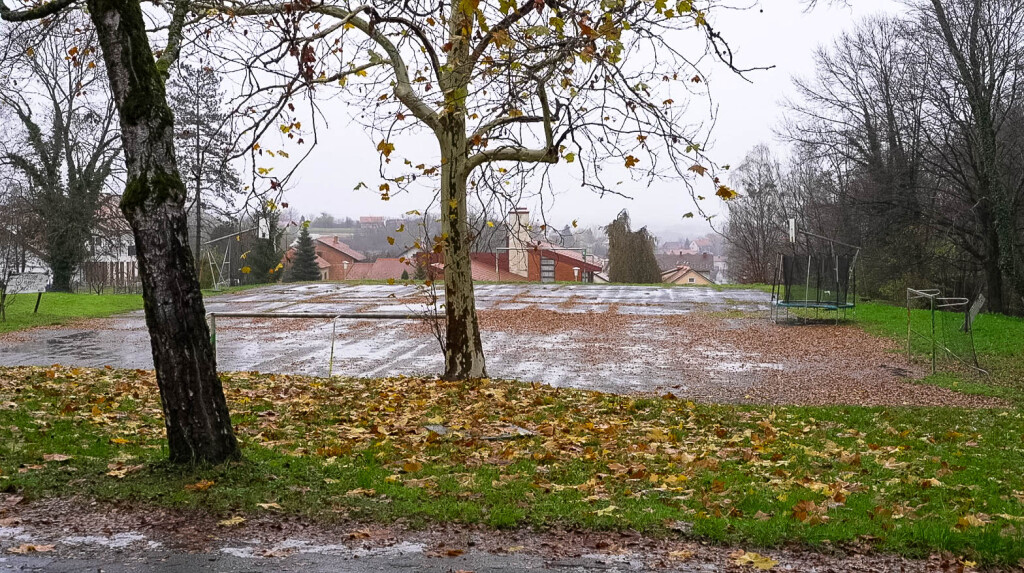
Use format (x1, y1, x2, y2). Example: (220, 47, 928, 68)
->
(86, 0, 239, 464)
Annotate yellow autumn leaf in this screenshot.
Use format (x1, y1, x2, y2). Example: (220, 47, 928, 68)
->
(731, 551, 778, 570)
(185, 479, 215, 492)
(377, 139, 395, 157)
(403, 460, 423, 473)
(218, 516, 245, 527)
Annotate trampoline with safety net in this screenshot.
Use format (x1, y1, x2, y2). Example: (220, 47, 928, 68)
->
(770, 221, 860, 323)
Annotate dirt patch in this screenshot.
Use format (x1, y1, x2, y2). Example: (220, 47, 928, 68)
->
(460, 308, 999, 407)
(0, 497, 982, 572)
(656, 313, 1002, 408)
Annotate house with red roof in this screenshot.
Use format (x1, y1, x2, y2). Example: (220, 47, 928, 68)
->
(502, 209, 603, 282)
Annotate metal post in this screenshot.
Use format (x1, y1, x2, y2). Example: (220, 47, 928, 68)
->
(209, 313, 217, 360)
(906, 289, 912, 363)
(930, 296, 936, 374)
(33, 292, 42, 313)
(328, 317, 338, 377)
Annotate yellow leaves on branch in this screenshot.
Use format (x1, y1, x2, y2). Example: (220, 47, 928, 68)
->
(716, 185, 738, 200)
(377, 140, 396, 158)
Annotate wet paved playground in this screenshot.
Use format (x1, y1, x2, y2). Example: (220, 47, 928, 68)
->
(0, 283, 988, 405)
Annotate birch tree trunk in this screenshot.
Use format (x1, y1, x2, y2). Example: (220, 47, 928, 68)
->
(86, 0, 239, 464)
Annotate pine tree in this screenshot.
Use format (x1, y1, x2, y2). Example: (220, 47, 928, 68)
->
(168, 63, 241, 258)
(606, 210, 662, 284)
(287, 224, 321, 282)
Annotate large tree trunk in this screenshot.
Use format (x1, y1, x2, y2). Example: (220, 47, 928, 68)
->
(982, 219, 1005, 314)
(87, 0, 239, 464)
(439, 126, 487, 380)
(436, 5, 486, 380)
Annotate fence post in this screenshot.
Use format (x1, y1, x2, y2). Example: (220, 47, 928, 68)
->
(209, 313, 217, 361)
(930, 297, 936, 374)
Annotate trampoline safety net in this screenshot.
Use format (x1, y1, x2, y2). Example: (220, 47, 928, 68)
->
(771, 254, 856, 320)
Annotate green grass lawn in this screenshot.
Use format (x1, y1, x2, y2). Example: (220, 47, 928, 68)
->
(0, 284, 273, 335)
(0, 367, 1021, 565)
(0, 292, 144, 335)
(854, 302, 1024, 405)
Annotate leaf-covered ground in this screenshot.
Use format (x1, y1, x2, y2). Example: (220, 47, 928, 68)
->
(1, 366, 1022, 566)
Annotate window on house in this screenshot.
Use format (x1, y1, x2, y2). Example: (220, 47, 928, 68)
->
(540, 257, 556, 283)
(688, 277, 695, 283)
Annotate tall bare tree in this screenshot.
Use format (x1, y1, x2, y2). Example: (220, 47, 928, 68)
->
(0, 18, 120, 291)
(914, 0, 1024, 313)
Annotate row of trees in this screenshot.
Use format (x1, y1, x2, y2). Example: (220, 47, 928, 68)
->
(725, 1, 1024, 315)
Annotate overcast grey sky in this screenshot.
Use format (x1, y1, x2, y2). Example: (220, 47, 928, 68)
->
(272, 0, 902, 239)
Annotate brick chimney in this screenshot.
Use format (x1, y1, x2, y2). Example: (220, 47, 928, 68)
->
(507, 208, 530, 277)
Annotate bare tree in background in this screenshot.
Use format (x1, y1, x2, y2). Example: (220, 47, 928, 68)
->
(0, 17, 120, 291)
(724, 144, 787, 284)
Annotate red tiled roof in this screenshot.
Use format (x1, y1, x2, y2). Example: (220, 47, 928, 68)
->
(341, 258, 413, 280)
(344, 262, 372, 280)
(315, 236, 365, 261)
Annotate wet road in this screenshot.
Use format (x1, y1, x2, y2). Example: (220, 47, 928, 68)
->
(0, 284, 771, 396)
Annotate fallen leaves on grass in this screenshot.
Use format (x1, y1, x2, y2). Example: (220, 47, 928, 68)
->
(0, 364, 1022, 559)
(218, 516, 245, 527)
(105, 463, 143, 478)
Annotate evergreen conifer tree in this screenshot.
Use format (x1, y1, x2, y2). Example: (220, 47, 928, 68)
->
(287, 224, 321, 282)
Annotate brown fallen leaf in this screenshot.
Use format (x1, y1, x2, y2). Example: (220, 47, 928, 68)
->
(185, 479, 215, 492)
(402, 460, 423, 473)
(344, 488, 376, 497)
(445, 548, 464, 557)
(42, 454, 72, 462)
(7, 544, 55, 554)
(106, 464, 144, 478)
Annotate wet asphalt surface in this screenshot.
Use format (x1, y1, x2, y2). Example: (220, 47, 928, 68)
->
(0, 284, 771, 397)
(0, 551, 658, 572)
